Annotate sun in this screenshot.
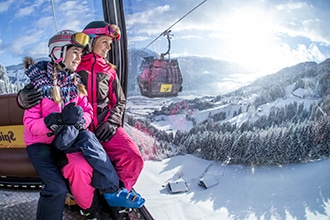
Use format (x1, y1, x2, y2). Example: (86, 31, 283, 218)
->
(221, 7, 287, 74)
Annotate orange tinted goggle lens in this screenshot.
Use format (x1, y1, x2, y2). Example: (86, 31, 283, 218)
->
(108, 24, 121, 40)
(72, 32, 90, 47)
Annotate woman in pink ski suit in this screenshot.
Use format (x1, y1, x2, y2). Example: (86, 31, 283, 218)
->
(61, 21, 145, 213)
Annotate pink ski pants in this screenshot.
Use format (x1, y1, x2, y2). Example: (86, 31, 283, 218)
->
(62, 127, 144, 209)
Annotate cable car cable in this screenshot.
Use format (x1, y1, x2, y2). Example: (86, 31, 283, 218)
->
(141, 0, 207, 52)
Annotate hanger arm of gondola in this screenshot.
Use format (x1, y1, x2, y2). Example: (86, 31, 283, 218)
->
(161, 30, 172, 59)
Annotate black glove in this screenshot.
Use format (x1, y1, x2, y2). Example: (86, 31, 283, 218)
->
(95, 121, 118, 142)
(54, 125, 80, 151)
(61, 102, 83, 125)
(17, 83, 42, 109)
(44, 112, 63, 136)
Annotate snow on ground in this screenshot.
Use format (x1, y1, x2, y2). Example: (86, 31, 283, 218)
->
(1, 154, 329, 220)
(135, 154, 330, 220)
(126, 85, 327, 220)
(127, 87, 320, 134)
(1, 91, 327, 219)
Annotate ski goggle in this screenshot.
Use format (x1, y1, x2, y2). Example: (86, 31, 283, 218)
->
(83, 24, 121, 41)
(71, 32, 90, 47)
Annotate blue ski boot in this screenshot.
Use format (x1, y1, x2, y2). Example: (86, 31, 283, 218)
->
(103, 188, 145, 208)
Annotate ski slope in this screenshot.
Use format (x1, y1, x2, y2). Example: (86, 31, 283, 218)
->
(135, 154, 330, 220)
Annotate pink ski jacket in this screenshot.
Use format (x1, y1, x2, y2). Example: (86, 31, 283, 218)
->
(76, 53, 126, 130)
(23, 61, 93, 146)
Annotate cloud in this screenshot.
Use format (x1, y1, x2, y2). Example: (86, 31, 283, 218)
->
(125, 0, 330, 76)
(10, 0, 99, 60)
(15, 5, 35, 18)
(274, 2, 330, 46)
(275, 2, 310, 11)
(28, 41, 48, 58)
(57, 0, 93, 18)
(62, 20, 84, 32)
(128, 35, 150, 43)
(279, 18, 330, 46)
(8, 30, 44, 55)
(35, 16, 54, 29)
(126, 5, 171, 35)
(308, 43, 325, 61)
(179, 35, 202, 40)
(1, 0, 330, 70)
(0, 0, 103, 65)
(301, 19, 330, 45)
(54, 0, 96, 31)
(0, 0, 14, 13)
(126, 0, 211, 48)
(0, 38, 3, 55)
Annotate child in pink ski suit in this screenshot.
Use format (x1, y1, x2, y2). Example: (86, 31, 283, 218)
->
(61, 21, 145, 213)
(23, 30, 144, 220)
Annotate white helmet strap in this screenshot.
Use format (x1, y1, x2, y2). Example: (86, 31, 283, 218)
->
(50, 45, 70, 72)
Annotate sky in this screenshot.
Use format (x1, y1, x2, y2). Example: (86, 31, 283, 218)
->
(0, 0, 104, 66)
(1, 0, 330, 77)
(125, 0, 330, 75)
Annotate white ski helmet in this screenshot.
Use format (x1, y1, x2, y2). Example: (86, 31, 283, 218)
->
(48, 30, 89, 67)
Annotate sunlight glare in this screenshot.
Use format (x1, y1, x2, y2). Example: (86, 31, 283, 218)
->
(222, 7, 288, 74)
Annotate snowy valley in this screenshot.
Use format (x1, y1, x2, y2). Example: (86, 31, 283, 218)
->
(1, 55, 330, 219)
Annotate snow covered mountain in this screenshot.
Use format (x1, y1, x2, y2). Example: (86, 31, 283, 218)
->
(128, 48, 255, 97)
(2, 54, 330, 167)
(2, 50, 249, 96)
(0, 63, 25, 94)
(5, 57, 50, 85)
(125, 58, 330, 166)
(0, 57, 49, 94)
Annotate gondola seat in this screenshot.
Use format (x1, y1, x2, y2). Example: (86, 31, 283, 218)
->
(0, 93, 39, 186)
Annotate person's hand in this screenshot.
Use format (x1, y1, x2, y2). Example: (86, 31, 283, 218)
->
(95, 121, 118, 142)
(61, 102, 83, 125)
(44, 112, 63, 135)
(16, 83, 42, 109)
